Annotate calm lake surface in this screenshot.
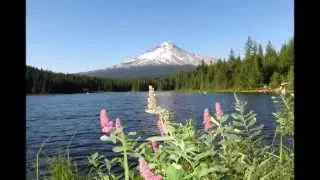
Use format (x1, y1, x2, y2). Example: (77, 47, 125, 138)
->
(26, 92, 279, 178)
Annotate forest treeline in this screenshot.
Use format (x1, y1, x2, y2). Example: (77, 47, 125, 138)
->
(26, 66, 158, 93)
(26, 37, 293, 94)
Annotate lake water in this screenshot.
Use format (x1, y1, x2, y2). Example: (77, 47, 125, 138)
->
(26, 92, 279, 178)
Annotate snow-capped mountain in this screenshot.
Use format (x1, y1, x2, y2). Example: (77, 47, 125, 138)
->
(112, 41, 215, 68)
(82, 41, 215, 78)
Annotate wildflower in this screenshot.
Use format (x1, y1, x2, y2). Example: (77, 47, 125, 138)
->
(115, 117, 122, 133)
(157, 119, 167, 136)
(139, 157, 162, 180)
(100, 109, 113, 133)
(215, 102, 224, 119)
(203, 108, 213, 130)
(151, 142, 159, 152)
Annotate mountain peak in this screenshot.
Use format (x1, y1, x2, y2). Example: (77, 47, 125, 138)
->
(111, 41, 215, 68)
(159, 41, 175, 49)
(84, 41, 216, 78)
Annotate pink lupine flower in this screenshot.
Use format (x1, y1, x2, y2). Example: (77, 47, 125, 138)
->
(100, 109, 113, 133)
(203, 108, 213, 130)
(157, 119, 166, 136)
(139, 157, 162, 180)
(151, 142, 159, 152)
(115, 117, 122, 133)
(152, 174, 162, 180)
(215, 102, 224, 119)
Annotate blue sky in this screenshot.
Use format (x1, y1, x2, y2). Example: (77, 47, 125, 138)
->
(27, 0, 293, 73)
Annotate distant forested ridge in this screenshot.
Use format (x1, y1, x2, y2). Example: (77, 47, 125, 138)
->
(82, 65, 196, 79)
(26, 66, 159, 94)
(26, 37, 293, 94)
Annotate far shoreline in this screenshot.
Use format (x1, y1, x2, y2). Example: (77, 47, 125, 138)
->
(26, 88, 292, 96)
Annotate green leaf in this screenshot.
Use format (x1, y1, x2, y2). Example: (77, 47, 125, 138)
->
(194, 150, 216, 162)
(109, 134, 117, 144)
(245, 112, 256, 120)
(249, 124, 264, 133)
(232, 121, 244, 127)
(128, 132, 136, 136)
(225, 133, 241, 141)
(112, 146, 124, 153)
(165, 165, 184, 180)
(185, 146, 197, 153)
(234, 93, 240, 102)
(247, 117, 257, 128)
(91, 152, 99, 160)
(260, 172, 273, 180)
(126, 152, 140, 158)
(169, 154, 180, 162)
(249, 130, 261, 139)
(211, 117, 221, 126)
(104, 159, 111, 170)
(100, 135, 110, 141)
(135, 142, 148, 152)
(231, 113, 242, 120)
(183, 173, 195, 179)
(100, 135, 117, 144)
(171, 163, 182, 170)
(220, 114, 229, 122)
(257, 157, 273, 168)
(197, 166, 229, 177)
(111, 157, 121, 164)
(146, 136, 173, 142)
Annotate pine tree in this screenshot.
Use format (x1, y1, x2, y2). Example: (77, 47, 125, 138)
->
(256, 44, 265, 86)
(229, 49, 235, 61)
(288, 66, 294, 90)
(270, 72, 281, 88)
(244, 36, 254, 60)
(263, 41, 278, 84)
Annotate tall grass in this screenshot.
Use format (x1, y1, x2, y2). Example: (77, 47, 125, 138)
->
(45, 154, 91, 180)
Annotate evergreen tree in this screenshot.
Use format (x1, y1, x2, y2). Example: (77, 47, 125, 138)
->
(287, 66, 294, 90)
(255, 44, 264, 85)
(263, 41, 278, 84)
(229, 49, 235, 61)
(270, 72, 282, 88)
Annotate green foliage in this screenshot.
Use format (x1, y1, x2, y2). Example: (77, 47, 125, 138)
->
(272, 93, 294, 137)
(87, 152, 120, 180)
(46, 154, 90, 180)
(231, 94, 264, 141)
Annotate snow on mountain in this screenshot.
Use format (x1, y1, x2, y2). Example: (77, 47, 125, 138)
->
(81, 41, 216, 78)
(112, 41, 215, 68)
